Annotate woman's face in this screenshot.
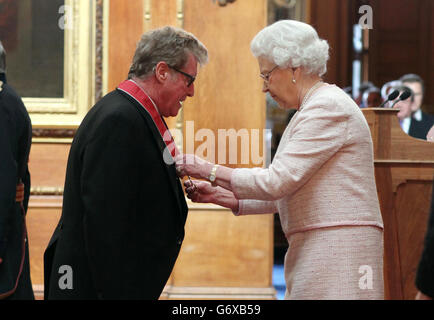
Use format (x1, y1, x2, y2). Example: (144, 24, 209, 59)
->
(258, 56, 299, 109)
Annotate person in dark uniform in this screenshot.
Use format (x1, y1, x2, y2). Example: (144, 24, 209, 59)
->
(0, 40, 34, 300)
(43, 26, 208, 300)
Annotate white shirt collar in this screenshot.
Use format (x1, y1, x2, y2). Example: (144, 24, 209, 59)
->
(412, 109, 422, 121)
(401, 117, 411, 134)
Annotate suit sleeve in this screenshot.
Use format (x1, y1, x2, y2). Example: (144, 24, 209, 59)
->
(0, 106, 18, 263)
(80, 113, 142, 298)
(231, 104, 348, 201)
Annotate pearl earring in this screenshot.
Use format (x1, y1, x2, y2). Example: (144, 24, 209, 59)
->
(292, 78, 296, 84)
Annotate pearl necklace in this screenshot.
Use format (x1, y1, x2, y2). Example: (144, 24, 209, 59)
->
(300, 80, 324, 110)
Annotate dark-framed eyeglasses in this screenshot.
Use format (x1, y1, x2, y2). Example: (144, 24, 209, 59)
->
(169, 66, 196, 87)
(260, 65, 279, 83)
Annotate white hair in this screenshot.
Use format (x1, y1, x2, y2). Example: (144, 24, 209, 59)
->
(250, 20, 329, 76)
(128, 26, 208, 79)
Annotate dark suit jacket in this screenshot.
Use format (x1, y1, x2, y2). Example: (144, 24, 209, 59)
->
(409, 111, 434, 140)
(0, 76, 34, 300)
(43, 89, 188, 300)
(415, 183, 434, 297)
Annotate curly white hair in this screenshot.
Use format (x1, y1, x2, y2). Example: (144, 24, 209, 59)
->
(250, 20, 329, 76)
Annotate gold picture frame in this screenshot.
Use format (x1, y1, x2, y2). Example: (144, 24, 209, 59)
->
(27, 0, 97, 131)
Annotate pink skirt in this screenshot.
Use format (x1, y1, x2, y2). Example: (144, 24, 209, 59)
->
(284, 225, 384, 299)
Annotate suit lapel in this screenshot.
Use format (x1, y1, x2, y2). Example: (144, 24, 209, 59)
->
(116, 87, 187, 220)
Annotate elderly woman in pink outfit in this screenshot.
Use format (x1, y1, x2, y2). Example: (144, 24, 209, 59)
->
(175, 20, 384, 300)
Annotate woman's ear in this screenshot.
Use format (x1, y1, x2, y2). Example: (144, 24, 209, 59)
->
(293, 67, 301, 79)
(291, 68, 298, 84)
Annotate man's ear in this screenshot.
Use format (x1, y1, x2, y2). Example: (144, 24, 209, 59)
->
(154, 61, 170, 84)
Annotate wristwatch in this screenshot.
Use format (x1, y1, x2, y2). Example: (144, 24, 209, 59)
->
(208, 164, 219, 187)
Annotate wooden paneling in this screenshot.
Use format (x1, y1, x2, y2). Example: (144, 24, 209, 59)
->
(107, 0, 143, 92)
(27, 197, 62, 299)
(28, 143, 70, 189)
(362, 108, 434, 299)
(395, 181, 431, 299)
(363, 109, 434, 162)
(310, 0, 434, 113)
(149, 0, 178, 29)
(367, 0, 434, 113)
(309, 0, 352, 88)
(182, 0, 267, 167)
(27, 143, 69, 298)
(172, 208, 273, 288)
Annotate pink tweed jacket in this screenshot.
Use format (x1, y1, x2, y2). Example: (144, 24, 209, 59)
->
(231, 84, 384, 299)
(232, 84, 383, 235)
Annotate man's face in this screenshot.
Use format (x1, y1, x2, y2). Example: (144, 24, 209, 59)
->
(403, 82, 423, 112)
(393, 96, 412, 121)
(159, 53, 197, 117)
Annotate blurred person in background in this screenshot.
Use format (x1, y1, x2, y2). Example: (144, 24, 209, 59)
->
(399, 74, 433, 140)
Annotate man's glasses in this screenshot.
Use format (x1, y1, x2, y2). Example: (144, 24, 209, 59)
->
(169, 66, 196, 87)
(260, 65, 279, 83)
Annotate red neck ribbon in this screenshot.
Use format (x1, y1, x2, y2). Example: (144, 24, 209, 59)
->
(117, 79, 179, 159)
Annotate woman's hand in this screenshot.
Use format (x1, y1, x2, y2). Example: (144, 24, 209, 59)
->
(184, 179, 215, 203)
(184, 179, 239, 212)
(175, 154, 213, 180)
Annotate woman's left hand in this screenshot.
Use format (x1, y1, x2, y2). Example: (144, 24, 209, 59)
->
(175, 153, 213, 179)
(184, 179, 239, 212)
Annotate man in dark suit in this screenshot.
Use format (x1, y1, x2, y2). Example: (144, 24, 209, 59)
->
(43, 26, 208, 299)
(408, 111, 434, 140)
(0, 40, 34, 300)
(399, 74, 434, 140)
